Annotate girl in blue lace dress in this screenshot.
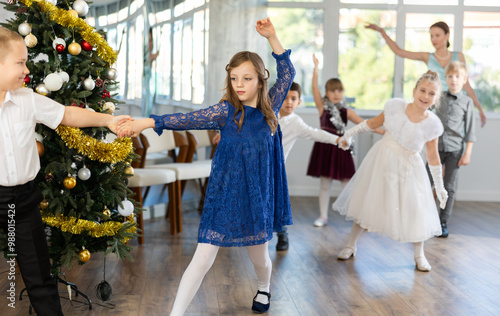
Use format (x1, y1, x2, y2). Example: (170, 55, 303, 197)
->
(119, 18, 295, 315)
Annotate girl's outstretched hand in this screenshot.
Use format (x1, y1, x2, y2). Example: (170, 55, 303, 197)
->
(256, 17, 276, 39)
(365, 23, 383, 32)
(313, 53, 319, 68)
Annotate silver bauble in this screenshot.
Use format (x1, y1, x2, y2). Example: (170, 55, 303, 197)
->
(106, 68, 118, 80)
(24, 33, 38, 48)
(52, 38, 66, 50)
(35, 84, 49, 96)
(117, 199, 134, 217)
(44, 73, 63, 91)
(73, 0, 89, 16)
(46, 0, 57, 5)
(77, 167, 91, 181)
(103, 102, 115, 114)
(18, 22, 31, 36)
(83, 77, 95, 90)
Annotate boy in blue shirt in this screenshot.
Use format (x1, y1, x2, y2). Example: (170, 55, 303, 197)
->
(428, 61, 476, 238)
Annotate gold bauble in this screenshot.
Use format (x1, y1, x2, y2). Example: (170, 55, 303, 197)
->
(124, 166, 134, 175)
(78, 248, 91, 262)
(36, 140, 44, 156)
(24, 33, 38, 48)
(68, 9, 79, 18)
(63, 176, 77, 189)
(39, 199, 49, 210)
(68, 41, 81, 56)
(103, 206, 111, 217)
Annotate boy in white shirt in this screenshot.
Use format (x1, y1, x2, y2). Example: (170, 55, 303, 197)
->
(275, 82, 339, 250)
(0, 27, 131, 315)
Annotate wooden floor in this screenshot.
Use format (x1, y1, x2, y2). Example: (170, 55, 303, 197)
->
(1, 194, 500, 316)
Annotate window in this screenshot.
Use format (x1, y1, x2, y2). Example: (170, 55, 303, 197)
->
(267, 7, 324, 107)
(339, 9, 397, 110)
(463, 11, 500, 112)
(89, 0, 208, 108)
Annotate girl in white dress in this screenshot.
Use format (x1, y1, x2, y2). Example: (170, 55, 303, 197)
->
(333, 71, 448, 272)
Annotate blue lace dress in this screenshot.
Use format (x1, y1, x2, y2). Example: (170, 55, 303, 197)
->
(150, 50, 295, 247)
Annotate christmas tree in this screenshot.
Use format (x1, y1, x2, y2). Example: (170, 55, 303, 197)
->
(0, 0, 140, 275)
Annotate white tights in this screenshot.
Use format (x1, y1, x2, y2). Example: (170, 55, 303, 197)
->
(170, 242, 272, 316)
(319, 177, 348, 219)
(344, 222, 427, 259)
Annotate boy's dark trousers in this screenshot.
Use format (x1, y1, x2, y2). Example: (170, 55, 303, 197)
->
(426, 149, 462, 224)
(0, 180, 63, 315)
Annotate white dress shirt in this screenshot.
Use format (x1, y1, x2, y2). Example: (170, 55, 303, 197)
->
(0, 88, 65, 186)
(279, 112, 338, 161)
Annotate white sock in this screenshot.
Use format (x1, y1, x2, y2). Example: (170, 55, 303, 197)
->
(319, 177, 332, 220)
(247, 243, 272, 305)
(170, 243, 219, 316)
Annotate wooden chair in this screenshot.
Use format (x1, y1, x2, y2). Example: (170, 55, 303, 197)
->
(143, 131, 213, 234)
(127, 131, 189, 238)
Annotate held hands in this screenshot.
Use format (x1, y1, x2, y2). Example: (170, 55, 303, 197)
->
(108, 115, 134, 137)
(338, 136, 351, 151)
(256, 17, 276, 39)
(117, 118, 153, 138)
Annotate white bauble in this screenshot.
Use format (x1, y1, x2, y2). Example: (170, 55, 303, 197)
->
(83, 77, 95, 90)
(46, 0, 57, 5)
(24, 33, 38, 48)
(77, 167, 91, 181)
(18, 22, 31, 36)
(85, 106, 95, 112)
(117, 199, 134, 216)
(106, 68, 118, 80)
(52, 37, 66, 50)
(44, 73, 63, 91)
(73, 0, 89, 16)
(103, 102, 115, 114)
(57, 71, 69, 82)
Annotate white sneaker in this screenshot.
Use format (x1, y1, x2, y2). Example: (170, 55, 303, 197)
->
(313, 217, 327, 227)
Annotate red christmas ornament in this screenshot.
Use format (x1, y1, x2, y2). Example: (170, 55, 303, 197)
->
(56, 44, 65, 53)
(95, 77, 104, 88)
(81, 40, 93, 51)
(23, 75, 30, 84)
(102, 89, 111, 98)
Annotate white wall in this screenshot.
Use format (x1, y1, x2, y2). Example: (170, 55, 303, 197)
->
(285, 108, 500, 202)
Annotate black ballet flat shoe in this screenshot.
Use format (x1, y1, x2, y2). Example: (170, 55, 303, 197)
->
(438, 223, 449, 238)
(276, 233, 289, 251)
(251, 290, 271, 313)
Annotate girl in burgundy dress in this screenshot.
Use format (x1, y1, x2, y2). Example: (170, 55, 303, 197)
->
(307, 54, 384, 227)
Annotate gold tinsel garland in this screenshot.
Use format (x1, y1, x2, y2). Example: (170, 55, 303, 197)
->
(19, 0, 117, 65)
(56, 125, 133, 164)
(42, 211, 136, 242)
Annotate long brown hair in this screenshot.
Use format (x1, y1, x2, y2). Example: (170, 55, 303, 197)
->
(221, 51, 278, 133)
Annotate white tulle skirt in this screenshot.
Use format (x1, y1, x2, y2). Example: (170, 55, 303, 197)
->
(333, 133, 442, 243)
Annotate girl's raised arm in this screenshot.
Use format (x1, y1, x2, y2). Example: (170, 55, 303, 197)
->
(256, 18, 285, 55)
(312, 54, 324, 116)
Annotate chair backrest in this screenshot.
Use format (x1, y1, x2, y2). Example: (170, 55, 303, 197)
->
(186, 130, 217, 161)
(130, 136, 146, 168)
(140, 130, 190, 164)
